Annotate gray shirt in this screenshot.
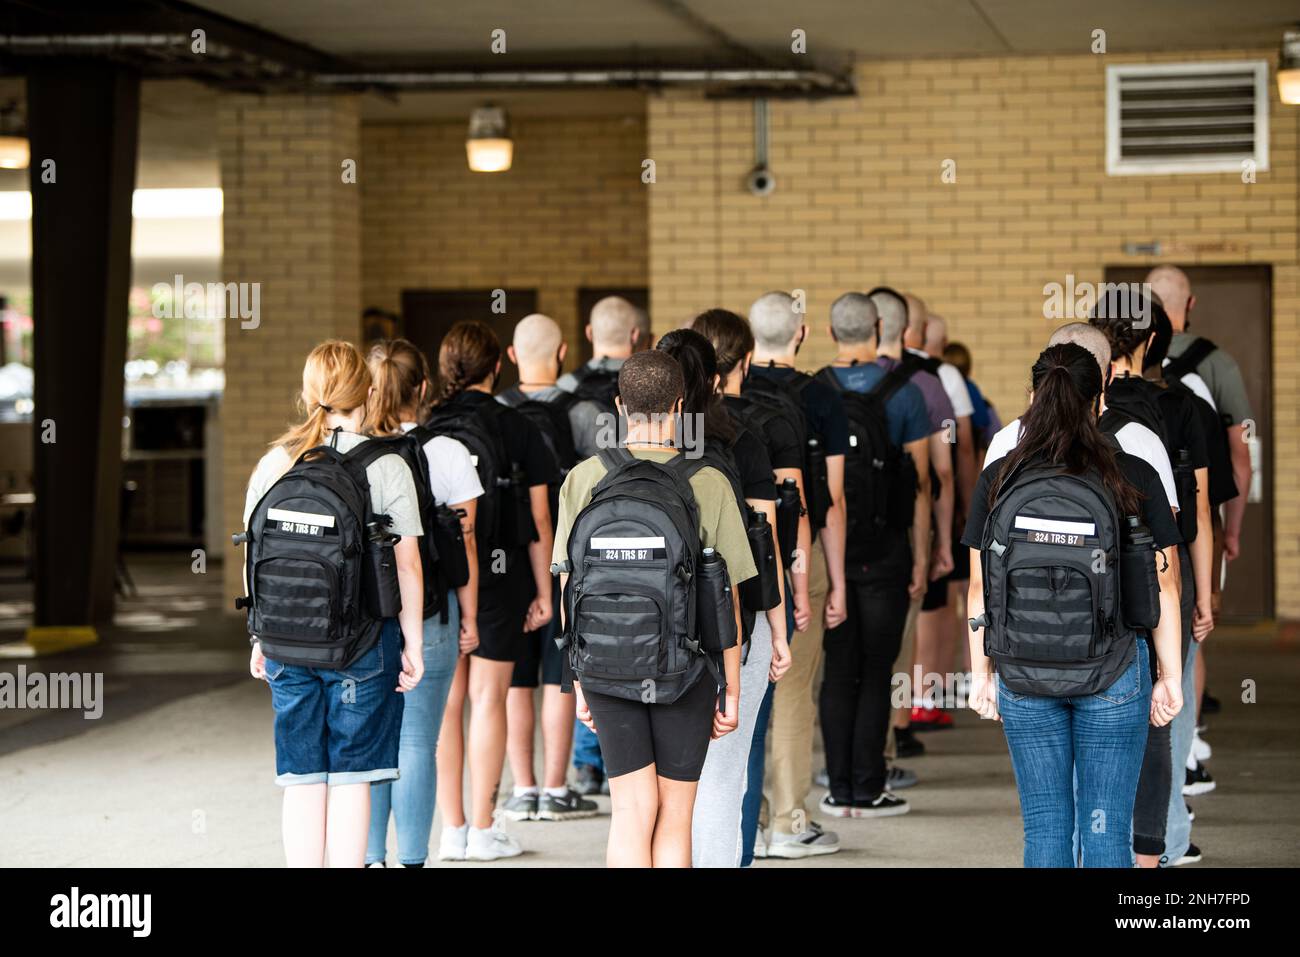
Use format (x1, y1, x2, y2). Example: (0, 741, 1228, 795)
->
(556, 356, 625, 394)
(1167, 333, 1253, 427)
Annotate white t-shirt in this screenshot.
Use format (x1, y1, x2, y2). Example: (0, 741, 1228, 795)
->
(400, 422, 484, 506)
(1161, 359, 1216, 412)
(243, 431, 424, 536)
(982, 417, 1179, 513)
(908, 347, 974, 417)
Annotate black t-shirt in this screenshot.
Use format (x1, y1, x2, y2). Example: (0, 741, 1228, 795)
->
(961, 452, 1183, 551)
(730, 424, 778, 501)
(724, 394, 802, 472)
(748, 365, 851, 457)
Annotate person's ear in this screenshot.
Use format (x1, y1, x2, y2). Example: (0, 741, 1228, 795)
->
(494, 358, 502, 376)
(558, 341, 568, 365)
(742, 350, 753, 379)
(827, 324, 837, 344)
(507, 345, 518, 367)
(585, 324, 593, 343)
(614, 395, 625, 417)
(630, 327, 641, 349)
(711, 373, 721, 394)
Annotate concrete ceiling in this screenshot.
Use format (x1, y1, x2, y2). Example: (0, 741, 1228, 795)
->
(194, 0, 1298, 63)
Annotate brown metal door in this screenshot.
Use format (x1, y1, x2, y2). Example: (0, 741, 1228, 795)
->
(1106, 264, 1272, 621)
(399, 289, 539, 392)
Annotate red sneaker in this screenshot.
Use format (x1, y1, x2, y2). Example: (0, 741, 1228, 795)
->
(909, 706, 954, 730)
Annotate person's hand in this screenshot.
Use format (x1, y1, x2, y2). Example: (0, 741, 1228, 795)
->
(524, 595, 552, 633)
(823, 586, 847, 629)
(930, 544, 954, 581)
(458, 616, 480, 655)
(908, 560, 928, 601)
(1150, 675, 1183, 727)
(1210, 589, 1223, 624)
(574, 683, 596, 733)
(712, 690, 740, 739)
(792, 590, 812, 633)
(397, 641, 424, 692)
(769, 633, 792, 683)
(249, 641, 266, 680)
(968, 672, 1000, 722)
(1192, 600, 1214, 643)
(1223, 530, 1240, 562)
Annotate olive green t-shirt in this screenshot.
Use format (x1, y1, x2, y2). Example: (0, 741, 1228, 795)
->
(553, 448, 758, 585)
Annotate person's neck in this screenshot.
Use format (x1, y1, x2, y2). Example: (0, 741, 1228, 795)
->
(397, 406, 419, 424)
(516, 364, 558, 392)
(324, 412, 362, 433)
(751, 348, 797, 368)
(1169, 314, 1188, 334)
(722, 369, 744, 396)
(1112, 356, 1143, 379)
(832, 343, 875, 365)
(876, 339, 903, 360)
(594, 347, 632, 363)
(465, 381, 493, 395)
(625, 427, 677, 450)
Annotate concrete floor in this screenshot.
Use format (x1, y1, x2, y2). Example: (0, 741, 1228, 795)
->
(1, 555, 1297, 867)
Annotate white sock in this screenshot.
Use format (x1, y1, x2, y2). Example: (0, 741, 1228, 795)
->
(544, 786, 568, 798)
(513, 785, 539, 797)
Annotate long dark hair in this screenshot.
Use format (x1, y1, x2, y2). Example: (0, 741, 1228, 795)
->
(991, 343, 1140, 515)
(691, 308, 753, 378)
(655, 328, 736, 445)
(436, 321, 500, 404)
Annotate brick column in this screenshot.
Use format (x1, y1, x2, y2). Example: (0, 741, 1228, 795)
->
(218, 94, 361, 607)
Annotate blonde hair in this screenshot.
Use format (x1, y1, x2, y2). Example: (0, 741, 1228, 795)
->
(274, 340, 372, 460)
(367, 338, 432, 436)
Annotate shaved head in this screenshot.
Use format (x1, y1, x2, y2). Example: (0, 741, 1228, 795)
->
(1145, 265, 1192, 329)
(1048, 322, 1110, 378)
(924, 315, 948, 355)
(829, 292, 878, 344)
(903, 292, 927, 347)
(868, 288, 908, 345)
(749, 291, 803, 350)
(511, 313, 563, 365)
(589, 295, 641, 353)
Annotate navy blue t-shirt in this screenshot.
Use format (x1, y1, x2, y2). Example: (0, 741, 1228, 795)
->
(830, 362, 931, 448)
(749, 365, 850, 457)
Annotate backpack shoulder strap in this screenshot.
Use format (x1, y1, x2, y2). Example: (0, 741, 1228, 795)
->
(815, 365, 846, 393)
(1164, 337, 1217, 380)
(868, 365, 911, 405)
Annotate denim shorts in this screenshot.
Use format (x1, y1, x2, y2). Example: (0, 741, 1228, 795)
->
(265, 619, 405, 787)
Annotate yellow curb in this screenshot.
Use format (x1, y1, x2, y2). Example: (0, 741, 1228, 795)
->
(25, 626, 99, 655)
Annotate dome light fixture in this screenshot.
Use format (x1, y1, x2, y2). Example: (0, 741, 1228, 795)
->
(1279, 29, 1300, 105)
(466, 105, 512, 172)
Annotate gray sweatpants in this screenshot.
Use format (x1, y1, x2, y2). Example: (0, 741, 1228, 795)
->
(691, 613, 774, 867)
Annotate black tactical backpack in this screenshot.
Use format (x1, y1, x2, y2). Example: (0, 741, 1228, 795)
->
(817, 364, 917, 563)
(557, 448, 722, 704)
(974, 461, 1136, 697)
(236, 444, 381, 670)
(742, 369, 830, 529)
(566, 366, 621, 460)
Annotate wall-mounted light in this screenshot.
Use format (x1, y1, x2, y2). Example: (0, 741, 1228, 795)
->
(1279, 29, 1300, 105)
(466, 105, 512, 172)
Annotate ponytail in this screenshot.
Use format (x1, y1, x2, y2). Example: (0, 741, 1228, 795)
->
(691, 309, 754, 378)
(274, 340, 371, 461)
(435, 321, 501, 405)
(367, 338, 432, 435)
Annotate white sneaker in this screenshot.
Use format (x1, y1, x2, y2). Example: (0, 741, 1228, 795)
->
(1191, 731, 1212, 763)
(437, 824, 468, 861)
(753, 830, 768, 860)
(365, 861, 385, 868)
(466, 825, 523, 861)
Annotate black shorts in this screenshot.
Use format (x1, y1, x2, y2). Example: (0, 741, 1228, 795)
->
(582, 675, 716, 782)
(473, 564, 535, 663)
(511, 589, 563, 687)
(922, 538, 971, 610)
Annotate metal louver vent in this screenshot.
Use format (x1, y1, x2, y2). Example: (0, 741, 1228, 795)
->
(1105, 62, 1270, 175)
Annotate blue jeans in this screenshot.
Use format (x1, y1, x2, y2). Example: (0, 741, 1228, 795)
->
(999, 640, 1151, 867)
(1161, 638, 1198, 865)
(739, 588, 795, 867)
(366, 601, 461, 866)
(573, 717, 604, 772)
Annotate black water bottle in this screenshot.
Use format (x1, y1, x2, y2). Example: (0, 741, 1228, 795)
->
(1174, 448, 1199, 544)
(806, 438, 830, 529)
(697, 547, 738, 654)
(776, 478, 802, 568)
(1119, 514, 1160, 630)
(363, 520, 403, 619)
(740, 509, 782, 612)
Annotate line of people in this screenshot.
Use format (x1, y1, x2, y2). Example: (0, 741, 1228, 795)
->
(239, 264, 1246, 867)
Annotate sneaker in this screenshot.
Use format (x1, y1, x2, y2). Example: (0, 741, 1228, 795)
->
(365, 861, 385, 868)
(766, 821, 841, 859)
(437, 824, 468, 861)
(537, 788, 599, 821)
(852, 791, 910, 818)
(1183, 763, 1216, 796)
(1191, 732, 1212, 763)
(752, 830, 768, 860)
(910, 706, 954, 731)
(574, 764, 605, 797)
(1187, 803, 1195, 823)
(814, 767, 830, 789)
(887, 765, 918, 790)
(1173, 843, 1203, 865)
(501, 791, 538, 822)
(817, 794, 856, 818)
(895, 727, 926, 758)
(465, 825, 523, 861)
(1201, 690, 1221, 715)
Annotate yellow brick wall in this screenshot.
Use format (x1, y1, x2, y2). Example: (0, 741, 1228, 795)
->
(359, 115, 648, 346)
(218, 94, 362, 604)
(646, 50, 1300, 616)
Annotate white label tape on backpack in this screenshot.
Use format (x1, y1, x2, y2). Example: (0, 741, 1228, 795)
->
(589, 536, 667, 562)
(1014, 516, 1095, 536)
(268, 508, 336, 529)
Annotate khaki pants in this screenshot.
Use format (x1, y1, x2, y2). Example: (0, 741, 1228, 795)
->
(767, 540, 829, 835)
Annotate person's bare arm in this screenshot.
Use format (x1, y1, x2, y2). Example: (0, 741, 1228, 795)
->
(965, 549, 998, 721)
(454, 498, 479, 654)
(929, 430, 955, 577)
(394, 535, 425, 691)
(1224, 424, 1251, 560)
(713, 586, 742, 737)
(777, 466, 813, 632)
(1190, 469, 1214, 642)
(524, 485, 554, 630)
(955, 415, 976, 515)
(749, 497, 790, 682)
(1149, 545, 1184, 727)
(907, 435, 931, 600)
(819, 454, 847, 629)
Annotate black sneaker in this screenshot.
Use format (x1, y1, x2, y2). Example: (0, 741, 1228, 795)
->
(895, 727, 926, 759)
(1200, 690, 1222, 715)
(1183, 762, 1216, 796)
(1174, 843, 1203, 865)
(817, 794, 856, 818)
(574, 764, 605, 797)
(537, 788, 599, 821)
(851, 791, 910, 818)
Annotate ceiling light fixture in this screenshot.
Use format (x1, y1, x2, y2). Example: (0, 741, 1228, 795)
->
(466, 105, 512, 172)
(1279, 29, 1300, 105)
